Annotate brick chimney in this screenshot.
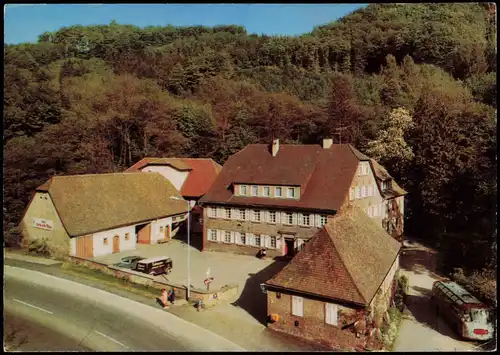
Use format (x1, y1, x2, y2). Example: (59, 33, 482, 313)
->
(322, 138, 333, 149)
(271, 139, 280, 156)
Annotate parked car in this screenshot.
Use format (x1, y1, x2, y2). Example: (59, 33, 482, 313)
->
(136, 256, 173, 276)
(431, 280, 494, 341)
(114, 256, 145, 270)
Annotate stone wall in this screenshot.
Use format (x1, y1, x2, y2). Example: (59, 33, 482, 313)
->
(66, 256, 238, 306)
(266, 289, 373, 350)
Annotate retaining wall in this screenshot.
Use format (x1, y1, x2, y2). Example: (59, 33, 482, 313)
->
(65, 256, 238, 307)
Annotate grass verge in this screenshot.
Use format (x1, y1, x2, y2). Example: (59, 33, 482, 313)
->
(59, 261, 160, 300)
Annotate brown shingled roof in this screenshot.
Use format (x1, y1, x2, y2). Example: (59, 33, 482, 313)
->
(265, 205, 402, 306)
(200, 143, 361, 212)
(40, 172, 188, 237)
(126, 157, 222, 198)
(370, 159, 407, 198)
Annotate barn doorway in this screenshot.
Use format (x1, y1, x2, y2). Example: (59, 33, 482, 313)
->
(75, 235, 93, 258)
(135, 223, 151, 244)
(112, 235, 120, 253)
(165, 225, 171, 240)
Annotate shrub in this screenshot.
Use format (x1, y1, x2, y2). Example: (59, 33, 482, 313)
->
(27, 237, 53, 256)
(4, 226, 21, 247)
(380, 306, 403, 350)
(451, 267, 496, 306)
(394, 274, 409, 311)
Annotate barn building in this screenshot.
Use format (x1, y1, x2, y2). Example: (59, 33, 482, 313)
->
(20, 172, 188, 258)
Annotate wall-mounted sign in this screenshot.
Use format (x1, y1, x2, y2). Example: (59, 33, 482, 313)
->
(33, 218, 53, 231)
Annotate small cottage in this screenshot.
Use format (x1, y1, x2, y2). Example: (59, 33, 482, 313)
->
(264, 205, 402, 350)
(20, 172, 188, 258)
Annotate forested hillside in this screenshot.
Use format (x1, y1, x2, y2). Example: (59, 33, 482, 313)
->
(3, 4, 497, 280)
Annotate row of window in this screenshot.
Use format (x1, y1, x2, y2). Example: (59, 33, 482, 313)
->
(365, 203, 387, 218)
(207, 207, 328, 227)
(349, 184, 378, 200)
(290, 295, 338, 326)
(208, 229, 277, 248)
(238, 185, 298, 199)
(103, 233, 130, 245)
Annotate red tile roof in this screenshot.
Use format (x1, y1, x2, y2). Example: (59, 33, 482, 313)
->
(126, 157, 222, 199)
(265, 205, 402, 306)
(200, 143, 369, 212)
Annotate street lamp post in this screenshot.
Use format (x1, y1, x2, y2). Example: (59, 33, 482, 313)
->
(170, 196, 191, 300)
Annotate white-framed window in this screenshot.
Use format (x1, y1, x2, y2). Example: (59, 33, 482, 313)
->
(349, 187, 355, 201)
(382, 180, 390, 190)
(268, 211, 276, 223)
(225, 207, 232, 219)
(240, 233, 246, 245)
(263, 186, 270, 196)
(253, 210, 261, 222)
(210, 230, 217, 241)
(254, 234, 261, 246)
(325, 303, 338, 326)
(270, 236, 276, 248)
(358, 165, 363, 176)
(275, 187, 282, 197)
(252, 185, 259, 196)
(368, 206, 373, 217)
(302, 214, 310, 226)
(239, 208, 246, 220)
(363, 186, 368, 198)
(320, 215, 328, 226)
(285, 212, 293, 225)
(374, 205, 379, 217)
(287, 187, 295, 198)
(208, 207, 216, 218)
(292, 296, 304, 317)
(240, 185, 248, 195)
(355, 186, 361, 199)
(225, 231, 231, 243)
(368, 184, 372, 196)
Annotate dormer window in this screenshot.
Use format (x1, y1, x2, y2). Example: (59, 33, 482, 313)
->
(287, 188, 295, 198)
(263, 186, 270, 196)
(275, 187, 282, 197)
(382, 180, 390, 191)
(240, 185, 248, 195)
(251, 185, 259, 196)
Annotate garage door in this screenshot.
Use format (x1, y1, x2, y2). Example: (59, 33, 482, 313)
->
(75, 235, 93, 258)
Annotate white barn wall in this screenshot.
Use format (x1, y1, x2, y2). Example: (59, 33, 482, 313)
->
(150, 216, 172, 244)
(92, 225, 136, 257)
(70, 238, 76, 256)
(140, 166, 189, 192)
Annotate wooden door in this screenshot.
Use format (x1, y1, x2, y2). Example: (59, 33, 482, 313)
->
(137, 223, 151, 244)
(75, 235, 93, 258)
(165, 225, 171, 240)
(113, 235, 120, 253)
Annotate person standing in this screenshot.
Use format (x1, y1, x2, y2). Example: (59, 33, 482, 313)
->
(167, 289, 176, 305)
(160, 288, 169, 309)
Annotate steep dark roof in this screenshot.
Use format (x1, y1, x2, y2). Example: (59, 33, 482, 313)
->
(265, 205, 402, 306)
(370, 159, 407, 198)
(126, 157, 222, 198)
(35, 173, 188, 237)
(200, 144, 362, 212)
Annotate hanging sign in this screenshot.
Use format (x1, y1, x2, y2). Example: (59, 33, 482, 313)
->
(33, 218, 53, 231)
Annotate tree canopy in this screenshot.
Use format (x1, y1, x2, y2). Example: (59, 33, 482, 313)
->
(3, 3, 496, 276)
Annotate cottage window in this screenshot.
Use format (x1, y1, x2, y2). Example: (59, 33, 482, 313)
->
(349, 187, 355, 201)
(287, 188, 295, 198)
(268, 211, 276, 223)
(208, 207, 216, 218)
(363, 186, 368, 198)
(210, 230, 217, 241)
(263, 186, 270, 196)
(292, 296, 304, 317)
(320, 215, 328, 226)
(276, 292, 282, 299)
(125, 233, 130, 241)
(358, 165, 363, 176)
(103, 238, 108, 245)
(270, 236, 276, 248)
(252, 185, 259, 196)
(225, 231, 231, 243)
(355, 186, 361, 199)
(239, 208, 246, 220)
(254, 235, 261, 247)
(225, 208, 232, 219)
(240, 185, 248, 195)
(253, 210, 261, 222)
(275, 187, 282, 197)
(325, 303, 338, 326)
(240, 233, 246, 245)
(302, 214, 310, 226)
(285, 212, 293, 225)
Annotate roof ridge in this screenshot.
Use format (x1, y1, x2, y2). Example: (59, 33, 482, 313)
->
(325, 220, 368, 304)
(52, 172, 159, 178)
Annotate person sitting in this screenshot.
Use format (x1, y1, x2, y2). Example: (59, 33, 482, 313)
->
(258, 248, 267, 259)
(167, 289, 176, 305)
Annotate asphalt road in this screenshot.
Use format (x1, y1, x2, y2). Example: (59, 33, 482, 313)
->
(4, 265, 244, 352)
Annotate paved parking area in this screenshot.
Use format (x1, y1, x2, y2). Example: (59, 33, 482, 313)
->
(91, 239, 276, 296)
